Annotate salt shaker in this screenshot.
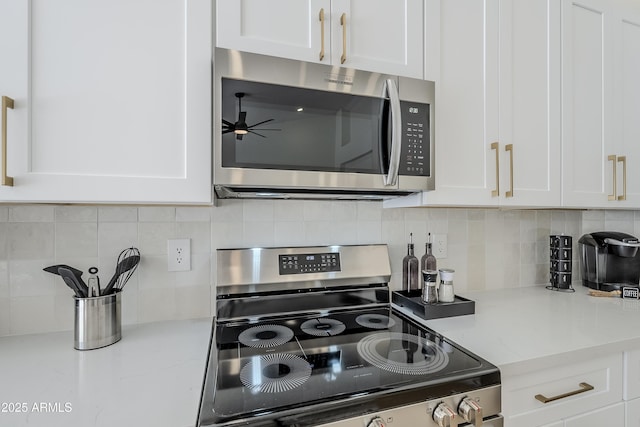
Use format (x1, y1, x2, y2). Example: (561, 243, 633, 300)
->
(422, 270, 438, 304)
(438, 268, 455, 303)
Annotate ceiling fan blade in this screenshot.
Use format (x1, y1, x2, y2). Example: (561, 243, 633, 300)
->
(222, 119, 235, 127)
(247, 118, 274, 128)
(250, 128, 281, 131)
(222, 129, 235, 134)
(248, 130, 267, 138)
(238, 111, 247, 124)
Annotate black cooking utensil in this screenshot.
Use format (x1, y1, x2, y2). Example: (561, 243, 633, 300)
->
(43, 264, 86, 285)
(102, 247, 140, 295)
(58, 267, 88, 298)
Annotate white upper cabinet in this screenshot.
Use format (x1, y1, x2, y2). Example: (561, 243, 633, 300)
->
(422, 0, 561, 207)
(562, 0, 640, 208)
(0, 0, 212, 204)
(216, 0, 425, 79)
(498, 0, 561, 207)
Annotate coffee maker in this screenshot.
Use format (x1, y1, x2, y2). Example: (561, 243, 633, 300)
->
(578, 231, 640, 291)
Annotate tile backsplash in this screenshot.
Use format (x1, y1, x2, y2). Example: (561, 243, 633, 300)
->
(0, 200, 637, 337)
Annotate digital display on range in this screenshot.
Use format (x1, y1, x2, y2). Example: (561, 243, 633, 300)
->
(279, 252, 341, 275)
(399, 101, 430, 177)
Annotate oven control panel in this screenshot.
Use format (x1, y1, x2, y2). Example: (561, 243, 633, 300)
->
(279, 252, 341, 275)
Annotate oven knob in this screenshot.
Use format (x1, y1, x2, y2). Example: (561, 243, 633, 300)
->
(458, 397, 482, 427)
(366, 416, 386, 427)
(433, 402, 457, 427)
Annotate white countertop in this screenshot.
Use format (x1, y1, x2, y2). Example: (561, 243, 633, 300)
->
(2, 286, 640, 426)
(0, 317, 212, 427)
(396, 285, 640, 376)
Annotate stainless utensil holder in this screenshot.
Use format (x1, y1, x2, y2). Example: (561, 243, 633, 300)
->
(74, 290, 122, 350)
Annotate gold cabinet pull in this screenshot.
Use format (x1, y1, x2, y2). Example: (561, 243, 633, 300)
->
(340, 13, 347, 64)
(505, 144, 514, 198)
(491, 142, 499, 197)
(318, 8, 325, 61)
(1, 96, 14, 187)
(608, 154, 617, 201)
(618, 156, 627, 201)
(535, 382, 594, 404)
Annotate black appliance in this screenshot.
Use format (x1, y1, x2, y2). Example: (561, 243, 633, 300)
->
(198, 245, 502, 427)
(578, 231, 640, 291)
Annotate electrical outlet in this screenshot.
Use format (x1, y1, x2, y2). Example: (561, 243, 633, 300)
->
(433, 234, 448, 258)
(167, 238, 191, 272)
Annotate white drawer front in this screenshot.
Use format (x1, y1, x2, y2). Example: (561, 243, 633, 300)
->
(503, 353, 623, 427)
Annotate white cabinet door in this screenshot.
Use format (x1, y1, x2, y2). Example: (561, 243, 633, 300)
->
(612, 4, 640, 207)
(625, 349, 640, 401)
(563, 402, 625, 426)
(0, 0, 212, 204)
(216, 0, 424, 79)
(561, 0, 640, 209)
(561, 0, 615, 208)
(329, 0, 423, 78)
(425, 0, 560, 208)
(423, 0, 499, 207)
(627, 397, 640, 426)
(216, 0, 330, 65)
(498, 0, 561, 207)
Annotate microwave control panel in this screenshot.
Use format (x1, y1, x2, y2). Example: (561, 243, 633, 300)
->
(399, 101, 430, 177)
(279, 252, 341, 275)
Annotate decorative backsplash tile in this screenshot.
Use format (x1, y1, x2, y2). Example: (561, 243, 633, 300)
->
(0, 199, 628, 337)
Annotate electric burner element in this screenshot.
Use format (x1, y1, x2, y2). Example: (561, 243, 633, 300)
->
(240, 353, 312, 393)
(237, 324, 294, 348)
(357, 332, 449, 375)
(300, 318, 346, 337)
(355, 313, 396, 329)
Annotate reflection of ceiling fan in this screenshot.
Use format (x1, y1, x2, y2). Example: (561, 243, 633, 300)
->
(222, 92, 280, 140)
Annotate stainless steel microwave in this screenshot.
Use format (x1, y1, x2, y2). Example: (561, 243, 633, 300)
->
(213, 49, 435, 200)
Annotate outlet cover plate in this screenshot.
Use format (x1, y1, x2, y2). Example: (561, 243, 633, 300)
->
(168, 238, 191, 272)
(433, 234, 448, 259)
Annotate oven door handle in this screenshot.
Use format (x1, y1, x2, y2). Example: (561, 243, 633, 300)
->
(384, 78, 402, 187)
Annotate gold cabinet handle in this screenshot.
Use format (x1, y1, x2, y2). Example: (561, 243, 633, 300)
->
(535, 382, 594, 404)
(491, 142, 499, 197)
(318, 8, 325, 61)
(340, 13, 347, 64)
(1, 96, 14, 187)
(618, 156, 627, 201)
(608, 154, 617, 201)
(505, 144, 514, 198)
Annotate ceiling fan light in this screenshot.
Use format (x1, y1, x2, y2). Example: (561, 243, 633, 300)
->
(234, 129, 248, 135)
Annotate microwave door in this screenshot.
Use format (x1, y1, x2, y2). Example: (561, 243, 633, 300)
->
(219, 78, 395, 190)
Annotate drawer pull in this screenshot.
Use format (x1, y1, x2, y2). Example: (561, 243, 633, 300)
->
(534, 382, 594, 404)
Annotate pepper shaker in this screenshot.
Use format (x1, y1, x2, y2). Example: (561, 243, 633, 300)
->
(422, 270, 438, 304)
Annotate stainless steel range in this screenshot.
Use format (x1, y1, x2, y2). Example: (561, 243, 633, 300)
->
(198, 245, 502, 427)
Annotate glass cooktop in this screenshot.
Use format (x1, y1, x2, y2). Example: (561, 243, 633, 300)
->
(205, 306, 499, 426)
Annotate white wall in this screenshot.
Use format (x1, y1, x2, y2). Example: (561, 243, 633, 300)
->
(1, 200, 635, 337)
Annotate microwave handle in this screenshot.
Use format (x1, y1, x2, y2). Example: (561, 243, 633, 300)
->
(384, 79, 402, 186)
